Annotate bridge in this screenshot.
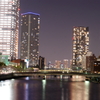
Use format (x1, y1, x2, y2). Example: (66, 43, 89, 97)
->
(13, 71, 100, 78)
(0, 70, 100, 80)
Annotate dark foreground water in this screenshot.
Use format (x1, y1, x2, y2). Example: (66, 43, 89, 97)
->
(0, 76, 100, 100)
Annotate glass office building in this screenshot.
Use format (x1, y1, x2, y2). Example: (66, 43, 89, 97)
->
(20, 12, 40, 66)
(0, 0, 20, 59)
(72, 26, 89, 67)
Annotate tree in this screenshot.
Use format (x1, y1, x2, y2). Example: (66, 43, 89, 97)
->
(0, 62, 6, 66)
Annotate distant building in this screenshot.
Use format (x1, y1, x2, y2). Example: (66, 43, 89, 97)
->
(91, 56, 100, 73)
(0, 0, 20, 59)
(63, 59, 68, 69)
(39, 56, 45, 69)
(54, 60, 61, 69)
(69, 59, 72, 68)
(93, 61, 100, 73)
(48, 61, 51, 68)
(72, 26, 89, 67)
(54, 60, 58, 68)
(86, 54, 96, 72)
(20, 12, 40, 66)
(82, 51, 93, 69)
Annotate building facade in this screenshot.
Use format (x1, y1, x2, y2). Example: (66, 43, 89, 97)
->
(0, 55, 9, 65)
(81, 51, 93, 69)
(86, 55, 96, 72)
(69, 59, 72, 68)
(0, 0, 20, 59)
(63, 59, 68, 69)
(39, 56, 45, 69)
(20, 12, 40, 66)
(72, 26, 89, 67)
(93, 61, 100, 73)
(54, 60, 61, 69)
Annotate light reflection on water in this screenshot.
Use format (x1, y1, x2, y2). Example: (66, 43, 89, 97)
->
(0, 76, 100, 100)
(24, 83, 29, 100)
(70, 81, 90, 100)
(42, 79, 46, 100)
(0, 80, 12, 100)
(0, 79, 18, 100)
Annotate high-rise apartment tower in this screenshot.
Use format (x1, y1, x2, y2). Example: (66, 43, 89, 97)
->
(20, 12, 40, 66)
(0, 0, 20, 59)
(72, 26, 89, 67)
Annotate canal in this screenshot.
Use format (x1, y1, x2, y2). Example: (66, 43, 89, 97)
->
(0, 76, 100, 100)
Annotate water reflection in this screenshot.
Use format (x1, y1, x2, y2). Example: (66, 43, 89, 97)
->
(84, 81, 90, 100)
(89, 82, 100, 100)
(0, 77, 100, 100)
(0, 80, 12, 100)
(42, 79, 46, 100)
(24, 83, 29, 100)
(0, 79, 18, 100)
(70, 82, 90, 100)
(61, 88, 64, 100)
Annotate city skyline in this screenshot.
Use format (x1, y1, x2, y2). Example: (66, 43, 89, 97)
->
(20, 0, 100, 64)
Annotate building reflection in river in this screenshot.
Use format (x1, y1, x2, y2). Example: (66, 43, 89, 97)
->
(0, 77, 100, 100)
(0, 79, 17, 100)
(69, 81, 90, 100)
(0, 80, 12, 100)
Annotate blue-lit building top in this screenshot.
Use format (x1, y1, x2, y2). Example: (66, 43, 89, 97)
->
(21, 12, 40, 16)
(20, 12, 40, 66)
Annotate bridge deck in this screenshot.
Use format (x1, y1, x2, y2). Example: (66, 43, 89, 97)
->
(13, 71, 100, 77)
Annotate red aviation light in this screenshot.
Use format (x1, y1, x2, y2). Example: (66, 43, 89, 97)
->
(72, 37, 74, 40)
(18, 8, 20, 11)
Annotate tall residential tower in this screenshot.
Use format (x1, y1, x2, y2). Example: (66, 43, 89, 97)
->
(72, 26, 89, 67)
(20, 12, 40, 66)
(0, 0, 20, 59)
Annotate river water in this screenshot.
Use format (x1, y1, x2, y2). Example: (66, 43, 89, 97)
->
(0, 75, 100, 100)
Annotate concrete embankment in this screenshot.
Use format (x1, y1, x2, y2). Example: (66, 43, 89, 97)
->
(0, 73, 25, 80)
(0, 73, 13, 80)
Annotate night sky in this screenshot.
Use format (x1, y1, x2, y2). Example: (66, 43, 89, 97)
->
(20, 0, 100, 64)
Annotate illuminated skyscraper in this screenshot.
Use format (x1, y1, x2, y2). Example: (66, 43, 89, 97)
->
(72, 26, 89, 67)
(20, 12, 40, 66)
(0, 0, 20, 59)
